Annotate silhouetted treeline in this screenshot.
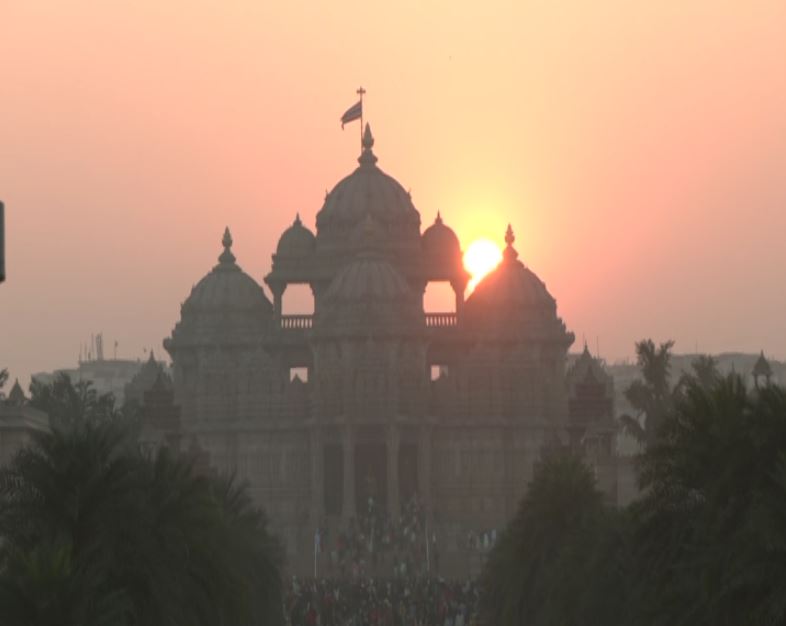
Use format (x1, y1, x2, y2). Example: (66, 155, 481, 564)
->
(482, 341, 786, 626)
(0, 375, 284, 626)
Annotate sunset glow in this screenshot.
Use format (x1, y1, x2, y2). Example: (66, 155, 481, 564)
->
(464, 239, 503, 293)
(1, 2, 786, 386)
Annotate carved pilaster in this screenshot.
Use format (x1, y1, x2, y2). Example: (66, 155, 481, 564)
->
(419, 426, 432, 520)
(387, 426, 400, 520)
(310, 428, 324, 526)
(342, 428, 356, 521)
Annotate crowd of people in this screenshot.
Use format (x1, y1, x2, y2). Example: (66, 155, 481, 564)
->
(285, 577, 479, 626)
(297, 494, 488, 624)
(318, 494, 437, 578)
(464, 528, 498, 553)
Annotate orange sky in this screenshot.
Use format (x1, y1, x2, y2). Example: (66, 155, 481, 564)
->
(2, 2, 786, 387)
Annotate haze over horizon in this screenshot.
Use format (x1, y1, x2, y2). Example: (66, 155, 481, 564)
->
(2, 2, 785, 388)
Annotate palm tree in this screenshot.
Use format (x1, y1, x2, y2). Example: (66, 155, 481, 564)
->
(480, 452, 631, 626)
(632, 375, 786, 625)
(620, 339, 675, 446)
(29, 373, 120, 429)
(684, 354, 721, 391)
(0, 541, 132, 626)
(0, 388, 283, 626)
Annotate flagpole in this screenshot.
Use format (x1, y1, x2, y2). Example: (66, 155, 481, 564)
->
(357, 86, 366, 150)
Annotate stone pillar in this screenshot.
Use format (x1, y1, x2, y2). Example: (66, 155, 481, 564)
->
(269, 282, 286, 320)
(418, 426, 432, 520)
(342, 428, 356, 521)
(387, 427, 400, 520)
(451, 279, 466, 319)
(310, 428, 324, 527)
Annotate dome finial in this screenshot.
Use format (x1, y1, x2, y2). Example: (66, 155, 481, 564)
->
(504, 224, 518, 261)
(358, 123, 378, 166)
(219, 227, 236, 264)
(435, 211, 443, 225)
(363, 123, 374, 149)
(294, 213, 302, 226)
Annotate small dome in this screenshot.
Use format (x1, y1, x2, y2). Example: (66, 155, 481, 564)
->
(181, 228, 272, 317)
(276, 214, 315, 258)
(422, 212, 461, 261)
(316, 124, 420, 233)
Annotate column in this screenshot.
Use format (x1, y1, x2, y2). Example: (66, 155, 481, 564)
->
(387, 427, 400, 520)
(451, 278, 467, 319)
(309, 428, 324, 527)
(269, 282, 286, 320)
(342, 428, 356, 521)
(418, 426, 432, 520)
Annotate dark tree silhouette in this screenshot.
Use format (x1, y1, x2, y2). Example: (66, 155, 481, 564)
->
(480, 452, 631, 626)
(0, 377, 283, 626)
(633, 376, 786, 625)
(29, 373, 120, 428)
(620, 339, 676, 445)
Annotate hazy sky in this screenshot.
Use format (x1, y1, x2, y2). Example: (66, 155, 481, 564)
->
(2, 2, 785, 387)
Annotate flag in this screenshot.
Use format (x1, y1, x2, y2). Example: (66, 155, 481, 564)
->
(340, 100, 362, 128)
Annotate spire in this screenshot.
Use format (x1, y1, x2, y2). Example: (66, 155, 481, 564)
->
(503, 224, 519, 262)
(294, 213, 302, 226)
(358, 123, 378, 166)
(753, 350, 772, 380)
(7, 379, 25, 405)
(218, 227, 236, 265)
(435, 211, 443, 225)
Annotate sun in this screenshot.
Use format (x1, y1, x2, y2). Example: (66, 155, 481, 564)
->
(464, 239, 503, 293)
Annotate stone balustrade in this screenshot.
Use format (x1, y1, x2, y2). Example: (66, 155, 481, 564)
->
(280, 315, 314, 330)
(425, 312, 458, 328)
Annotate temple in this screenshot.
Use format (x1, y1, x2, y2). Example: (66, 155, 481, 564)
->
(156, 124, 619, 572)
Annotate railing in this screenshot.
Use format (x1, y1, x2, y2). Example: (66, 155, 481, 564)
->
(281, 314, 456, 330)
(280, 315, 314, 330)
(425, 312, 458, 328)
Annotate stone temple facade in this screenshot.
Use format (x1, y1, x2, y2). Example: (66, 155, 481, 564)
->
(158, 124, 616, 571)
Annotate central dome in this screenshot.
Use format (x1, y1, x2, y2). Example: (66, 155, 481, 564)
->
(316, 124, 420, 234)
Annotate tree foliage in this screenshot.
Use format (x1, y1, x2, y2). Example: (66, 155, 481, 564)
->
(632, 376, 786, 625)
(0, 377, 283, 626)
(480, 452, 632, 626)
(483, 342, 786, 626)
(29, 373, 121, 428)
(620, 339, 676, 445)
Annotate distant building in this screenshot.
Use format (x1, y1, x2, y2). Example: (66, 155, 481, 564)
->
(33, 355, 167, 406)
(154, 124, 624, 573)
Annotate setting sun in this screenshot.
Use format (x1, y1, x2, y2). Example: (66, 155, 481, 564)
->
(464, 239, 503, 293)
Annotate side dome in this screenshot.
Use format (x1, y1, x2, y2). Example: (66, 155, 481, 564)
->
(316, 125, 421, 234)
(276, 214, 315, 258)
(182, 229, 272, 315)
(422, 212, 461, 262)
(464, 225, 572, 343)
(167, 229, 272, 349)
